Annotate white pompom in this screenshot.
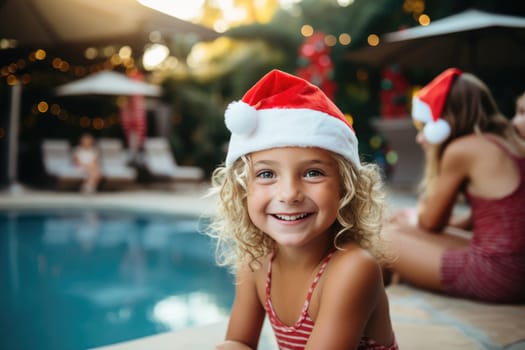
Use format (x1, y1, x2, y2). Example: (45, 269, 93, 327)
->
(225, 101, 257, 136)
(424, 119, 451, 144)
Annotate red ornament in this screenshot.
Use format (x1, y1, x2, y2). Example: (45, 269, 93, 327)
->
(296, 31, 336, 100)
(379, 65, 409, 119)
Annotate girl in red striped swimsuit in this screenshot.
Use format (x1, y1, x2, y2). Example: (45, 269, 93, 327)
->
(207, 70, 398, 349)
(383, 68, 525, 303)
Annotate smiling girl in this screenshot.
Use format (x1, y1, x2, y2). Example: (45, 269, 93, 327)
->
(207, 70, 398, 350)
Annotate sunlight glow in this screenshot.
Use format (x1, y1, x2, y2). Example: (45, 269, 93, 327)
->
(138, 0, 303, 22)
(337, 0, 354, 6)
(143, 44, 170, 70)
(279, 0, 302, 10)
(137, 0, 205, 20)
(152, 292, 228, 330)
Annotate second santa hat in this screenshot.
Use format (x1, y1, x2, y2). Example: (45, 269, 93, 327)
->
(224, 69, 360, 167)
(412, 68, 462, 144)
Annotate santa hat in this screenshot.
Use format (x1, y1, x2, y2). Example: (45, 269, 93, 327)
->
(412, 68, 462, 144)
(224, 69, 360, 167)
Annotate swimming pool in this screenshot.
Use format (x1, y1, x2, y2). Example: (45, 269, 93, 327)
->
(0, 208, 234, 350)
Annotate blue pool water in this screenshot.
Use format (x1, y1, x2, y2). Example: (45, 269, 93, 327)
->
(0, 208, 234, 350)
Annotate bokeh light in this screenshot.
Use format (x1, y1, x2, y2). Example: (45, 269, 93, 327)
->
(143, 44, 170, 71)
(385, 150, 399, 165)
(37, 101, 49, 113)
(338, 33, 351, 45)
(301, 24, 314, 37)
(418, 14, 431, 25)
(367, 34, 380, 46)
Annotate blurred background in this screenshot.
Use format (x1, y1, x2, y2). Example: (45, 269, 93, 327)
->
(1, 0, 524, 190)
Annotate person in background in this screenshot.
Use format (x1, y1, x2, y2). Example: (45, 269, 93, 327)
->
(207, 70, 398, 350)
(73, 133, 101, 193)
(383, 68, 525, 303)
(513, 91, 525, 138)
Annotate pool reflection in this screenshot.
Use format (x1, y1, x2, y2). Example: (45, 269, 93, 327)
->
(0, 209, 234, 350)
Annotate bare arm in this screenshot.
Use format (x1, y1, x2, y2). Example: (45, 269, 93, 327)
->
(418, 141, 471, 231)
(217, 264, 266, 350)
(305, 249, 386, 350)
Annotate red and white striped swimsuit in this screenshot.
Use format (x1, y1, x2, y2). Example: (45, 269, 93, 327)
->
(441, 137, 525, 303)
(265, 252, 398, 350)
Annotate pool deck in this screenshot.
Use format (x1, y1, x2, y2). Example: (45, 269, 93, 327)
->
(1, 184, 524, 350)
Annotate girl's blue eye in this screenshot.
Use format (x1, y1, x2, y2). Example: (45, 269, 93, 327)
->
(256, 170, 274, 179)
(305, 169, 323, 177)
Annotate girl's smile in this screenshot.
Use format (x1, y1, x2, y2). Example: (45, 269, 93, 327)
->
(246, 146, 341, 248)
(272, 212, 311, 222)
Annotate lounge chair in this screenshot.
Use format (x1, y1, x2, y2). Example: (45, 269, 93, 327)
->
(97, 138, 138, 188)
(41, 139, 86, 189)
(143, 138, 204, 182)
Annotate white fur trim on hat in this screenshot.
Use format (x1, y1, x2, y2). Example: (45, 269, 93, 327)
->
(412, 95, 451, 144)
(423, 119, 451, 144)
(412, 96, 432, 123)
(225, 107, 360, 168)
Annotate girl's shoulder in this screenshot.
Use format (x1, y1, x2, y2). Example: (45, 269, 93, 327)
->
(319, 244, 383, 308)
(448, 133, 525, 161)
(327, 244, 381, 281)
(444, 134, 506, 161)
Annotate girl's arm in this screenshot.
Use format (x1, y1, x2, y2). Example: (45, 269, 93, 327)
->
(306, 249, 386, 350)
(417, 140, 471, 231)
(217, 264, 266, 350)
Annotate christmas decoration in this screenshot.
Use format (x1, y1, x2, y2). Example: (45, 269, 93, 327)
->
(120, 70, 147, 150)
(412, 68, 462, 144)
(379, 64, 409, 119)
(296, 32, 336, 100)
(224, 69, 359, 168)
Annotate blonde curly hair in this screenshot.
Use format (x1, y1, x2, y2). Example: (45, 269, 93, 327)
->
(205, 151, 389, 273)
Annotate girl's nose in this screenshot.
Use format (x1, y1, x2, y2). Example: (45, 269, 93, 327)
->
(277, 176, 304, 204)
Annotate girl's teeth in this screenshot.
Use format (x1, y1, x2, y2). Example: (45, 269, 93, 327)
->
(276, 213, 307, 221)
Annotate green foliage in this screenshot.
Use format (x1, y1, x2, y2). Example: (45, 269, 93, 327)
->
(162, 77, 228, 175)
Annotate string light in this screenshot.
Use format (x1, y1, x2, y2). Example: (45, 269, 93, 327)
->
(367, 34, 380, 46)
(324, 35, 337, 47)
(344, 113, 353, 126)
(385, 150, 399, 165)
(369, 135, 383, 149)
(418, 14, 431, 26)
(338, 33, 351, 45)
(1, 47, 139, 132)
(301, 24, 314, 37)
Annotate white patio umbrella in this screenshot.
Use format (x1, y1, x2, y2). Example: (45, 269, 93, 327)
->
(58, 69, 161, 157)
(346, 9, 525, 71)
(55, 71, 162, 97)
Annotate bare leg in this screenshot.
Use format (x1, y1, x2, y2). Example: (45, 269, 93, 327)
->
(87, 163, 101, 188)
(81, 163, 101, 192)
(382, 222, 470, 292)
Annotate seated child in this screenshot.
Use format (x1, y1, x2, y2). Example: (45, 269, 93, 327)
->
(73, 133, 101, 193)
